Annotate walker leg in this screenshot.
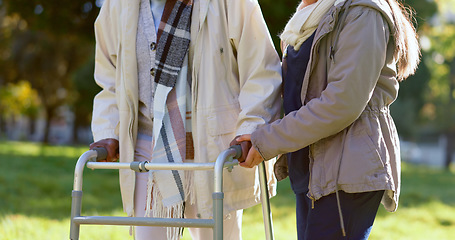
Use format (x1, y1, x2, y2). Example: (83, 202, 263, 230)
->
(70, 190, 83, 240)
(259, 162, 274, 240)
(213, 192, 224, 240)
(212, 146, 239, 240)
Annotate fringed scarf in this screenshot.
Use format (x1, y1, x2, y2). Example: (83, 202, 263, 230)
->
(145, 0, 193, 239)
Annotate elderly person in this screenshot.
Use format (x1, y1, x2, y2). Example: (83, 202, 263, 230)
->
(89, 0, 282, 239)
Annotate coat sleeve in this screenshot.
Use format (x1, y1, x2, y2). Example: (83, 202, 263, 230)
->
(228, 0, 283, 136)
(251, 7, 391, 160)
(91, 0, 120, 142)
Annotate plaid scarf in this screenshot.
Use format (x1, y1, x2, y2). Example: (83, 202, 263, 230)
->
(145, 0, 193, 239)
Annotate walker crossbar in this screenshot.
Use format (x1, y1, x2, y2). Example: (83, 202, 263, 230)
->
(72, 216, 215, 228)
(70, 146, 274, 240)
(85, 161, 239, 171)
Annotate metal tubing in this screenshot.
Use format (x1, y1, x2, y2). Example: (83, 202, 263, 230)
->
(71, 150, 97, 239)
(70, 146, 259, 240)
(213, 193, 224, 240)
(86, 162, 131, 170)
(214, 147, 237, 192)
(73, 216, 214, 228)
(85, 161, 239, 171)
(145, 162, 215, 170)
(212, 146, 238, 240)
(70, 191, 83, 240)
(259, 162, 275, 240)
(73, 150, 97, 191)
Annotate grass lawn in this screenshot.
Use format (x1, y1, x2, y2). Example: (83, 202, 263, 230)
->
(0, 141, 454, 239)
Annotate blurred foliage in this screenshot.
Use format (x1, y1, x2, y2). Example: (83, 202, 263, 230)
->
(386, 0, 437, 140)
(0, 0, 453, 147)
(403, 0, 438, 28)
(417, 0, 455, 167)
(2, 0, 100, 39)
(71, 56, 101, 141)
(0, 81, 41, 119)
(421, 7, 455, 132)
(0, 0, 100, 142)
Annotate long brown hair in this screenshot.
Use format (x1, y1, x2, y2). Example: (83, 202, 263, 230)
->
(387, 0, 421, 81)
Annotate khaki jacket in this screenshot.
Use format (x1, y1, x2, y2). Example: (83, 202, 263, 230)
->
(252, 0, 401, 212)
(91, 0, 282, 217)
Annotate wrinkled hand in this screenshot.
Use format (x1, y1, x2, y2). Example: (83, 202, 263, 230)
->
(235, 135, 265, 168)
(230, 135, 252, 163)
(89, 138, 119, 162)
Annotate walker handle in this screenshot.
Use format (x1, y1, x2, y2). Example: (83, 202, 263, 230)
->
(229, 145, 243, 160)
(92, 147, 108, 161)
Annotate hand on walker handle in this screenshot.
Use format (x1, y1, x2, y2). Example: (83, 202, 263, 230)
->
(229, 135, 252, 163)
(89, 138, 120, 162)
(234, 134, 265, 168)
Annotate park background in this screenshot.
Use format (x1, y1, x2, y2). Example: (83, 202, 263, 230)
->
(0, 0, 454, 239)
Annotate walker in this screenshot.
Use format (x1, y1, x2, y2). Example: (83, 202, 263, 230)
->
(70, 145, 274, 240)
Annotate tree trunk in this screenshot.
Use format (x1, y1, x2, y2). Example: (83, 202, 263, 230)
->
(43, 107, 55, 144)
(28, 116, 36, 139)
(72, 116, 79, 144)
(445, 132, 454, 169)
(0, 115, 5, 138)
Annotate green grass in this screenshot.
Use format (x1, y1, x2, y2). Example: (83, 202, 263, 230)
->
(0, 141, 454, 239)
(370, 164, 455, 240)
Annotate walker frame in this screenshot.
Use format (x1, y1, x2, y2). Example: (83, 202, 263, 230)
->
(69, 145, 274, 240)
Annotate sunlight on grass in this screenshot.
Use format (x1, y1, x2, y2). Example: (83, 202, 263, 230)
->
(371, 201, 455, 240)
(0, 140, 87, 158)
(241, 200, 297, 240)
(0, 212, 132, 240)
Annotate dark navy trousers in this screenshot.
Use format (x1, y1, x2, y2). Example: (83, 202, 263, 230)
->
(296, 190, 384, 240)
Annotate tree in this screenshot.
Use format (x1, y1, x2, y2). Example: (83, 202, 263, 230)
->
(402, 0, 455, 169)
(0, 1, 100, 143)
(423, 19, 455, 168)
(71, 57, 101, 143)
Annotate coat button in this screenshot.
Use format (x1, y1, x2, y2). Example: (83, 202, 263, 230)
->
(150, 42, 156, 51)
(150, 68, 155, 76)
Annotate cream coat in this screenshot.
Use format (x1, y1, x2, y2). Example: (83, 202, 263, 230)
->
(92, 0, 282, 217)
(252, 0, 402, 212)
